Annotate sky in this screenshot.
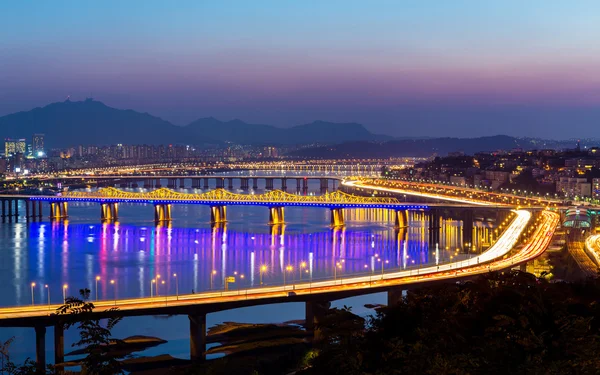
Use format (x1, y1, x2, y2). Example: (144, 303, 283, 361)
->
(1, 1, 599, 139)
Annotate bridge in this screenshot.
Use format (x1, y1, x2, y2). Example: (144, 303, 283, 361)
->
(0, 209, 559, 372)
(1, 187, 427, 227)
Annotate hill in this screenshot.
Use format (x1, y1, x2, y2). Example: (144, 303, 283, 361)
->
(288, 136, 539, 158)
(0, 100, 389, 147)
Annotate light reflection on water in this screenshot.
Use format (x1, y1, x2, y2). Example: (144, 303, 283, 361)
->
(1, 208, 480, 306)
(0, 181, 498, 362)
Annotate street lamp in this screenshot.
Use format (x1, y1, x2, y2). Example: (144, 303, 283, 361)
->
(30, 282, 36, 305)
(299, 262, 306, 280)
(45, 284, 50, 306)
(63, 284, 68, 303)
(284, 265, 293, 286)
(210, 270, 217, 290)
(156, 275, 161, 296)
(95, 276, 101, 301)
(260, 265, 267, 285)
(173, 273, 179, 300)
(334, 262, 343, 281)
(151, 279, 156, 298)
(378, 259, 389, 279)
(110, 280, 116, 305)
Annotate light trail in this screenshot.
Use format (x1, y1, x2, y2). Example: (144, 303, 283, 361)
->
(342, 179, 496, 206)
(0, 209, 560, 322)
(584, 234, 600, 270)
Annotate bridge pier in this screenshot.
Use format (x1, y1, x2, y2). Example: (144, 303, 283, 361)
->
(191, 178, 200, 189)
(387, 288, 404, 306)
(189, 313, 206, 361)
(320, 178, 328, 192)
(428, 209, 440, 245)
(462, 210, 474, 252)
(154, 204, 172, 222)
(227, 178, 234, 190)
(330, 208, 345, 227)
(265, 178, 274, 190)
(252, 178, 258, 190)
(296, 179, 301, 192)
(305, 300, 330, 342)
(215, 178, 224, 189)
(394, 209, 409, 228)
(50, 202, 68, 220)
(269, 206, 285, 225)
(210, 205, 227, 223)
(167, 178, 176, 188)
(144, 179, 153, 188)
(54, 323, 64, 370)
(154, 178, 162, 188)
(179, 178, 186, 189)
(281, 178, 287, 190)
(35, 325, 46, 373)
(303, 178, 309, 191)
(203, 178, 209, 189)
(1, 199, 5, 220)
(241, 178, 249, 190)
(101, 203, 119, 221)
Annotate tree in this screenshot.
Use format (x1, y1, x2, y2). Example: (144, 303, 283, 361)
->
(56, 288, 124, 375)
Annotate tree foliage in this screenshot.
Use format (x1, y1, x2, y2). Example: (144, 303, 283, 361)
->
(56, 288, 124, 375)
(303, 271, 600, 375)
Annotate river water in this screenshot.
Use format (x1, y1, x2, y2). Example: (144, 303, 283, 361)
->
(0, 172, 484, 362)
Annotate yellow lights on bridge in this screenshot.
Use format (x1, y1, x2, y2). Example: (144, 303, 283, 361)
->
(63, 187, 399, 205)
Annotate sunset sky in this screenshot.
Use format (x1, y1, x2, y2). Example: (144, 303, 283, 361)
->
(1, 1, 599, 138)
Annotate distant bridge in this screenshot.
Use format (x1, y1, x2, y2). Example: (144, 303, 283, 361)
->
(2, 187, 428, 227)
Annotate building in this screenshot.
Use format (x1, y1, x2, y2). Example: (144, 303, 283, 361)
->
(32, 134, 45, 157)
(593, 178, 600, 200)
(556, 177, 591, 198)
(4, 138, 26, 157)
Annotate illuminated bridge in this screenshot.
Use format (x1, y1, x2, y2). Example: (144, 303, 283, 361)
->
(4, 188, 427, 227)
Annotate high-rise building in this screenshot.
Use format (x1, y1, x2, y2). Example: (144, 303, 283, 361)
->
(4, 138, 26, 156)
(32, 134, 45, 157)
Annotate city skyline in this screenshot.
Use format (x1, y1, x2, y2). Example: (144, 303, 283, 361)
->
(2, 1, 600, 138)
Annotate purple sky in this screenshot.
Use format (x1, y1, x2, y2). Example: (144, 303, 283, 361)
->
(1, 1, 599, 138)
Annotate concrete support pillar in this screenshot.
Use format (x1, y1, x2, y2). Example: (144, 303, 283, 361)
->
(154, 204, 172, 223)
(38, 201, 43, 219)
(303, 178, 309, 190)
(154, 178, 162, 188)
(269, 206, 285, 225)
(35, 326, 46, 373)
(462, 210, 474, 252)
(330, 208, 345, 227)
(265, 178, 274, 190)
(227, 177, 234, 190)
(179, 178, 186, 189)
(8, 199, 13, 217)
(296, 179, 301, 191)
(241, 178, 249, 190)
(1, 199, 5, 219)
(210, 205, 227, 223)
(216, 178, 224, 189)
(32, 200, 37, 219)
(203, 178, 209, 189)
(281, 178, 287, 190)
(387, 288, 404, 306)
(305, 300, 330, 342)
(144, 179, 152, 188)
(26, 200, 31, 220)
(101, 203, 119, 221)
(189, 314, 206, 362)
(252, 178, 258, 190)
(14, 199, 19, 217)
(395, 209, 409, 228)
(54, 323, 64, 370)
(320, 178, 328, 192)
(167, 178, 176, 188)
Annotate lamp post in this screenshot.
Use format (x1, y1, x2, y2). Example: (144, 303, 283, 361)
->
(284, 265, 293, 287)
(210, 270, 217, 290)
(30, 282, 36, 305)
(260, 265, 267, 285)
(299, 262, 306, 280)
(95, 276, 100, 301)
(151, 279, 155, 298)
(63, 284, 68, 303)
(110, 280, 116, 305)
(334, 259, 344, 281)
(173, 273, 179, 300)
(45, 284, 50, 306)
(239, 274, 244, 293)
(156, 274, 161, 296)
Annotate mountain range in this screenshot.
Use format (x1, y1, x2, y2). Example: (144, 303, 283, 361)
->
(0, 99, 390, 147)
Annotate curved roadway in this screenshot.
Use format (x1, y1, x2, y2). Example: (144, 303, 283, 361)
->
(0, 208, 559, 322)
